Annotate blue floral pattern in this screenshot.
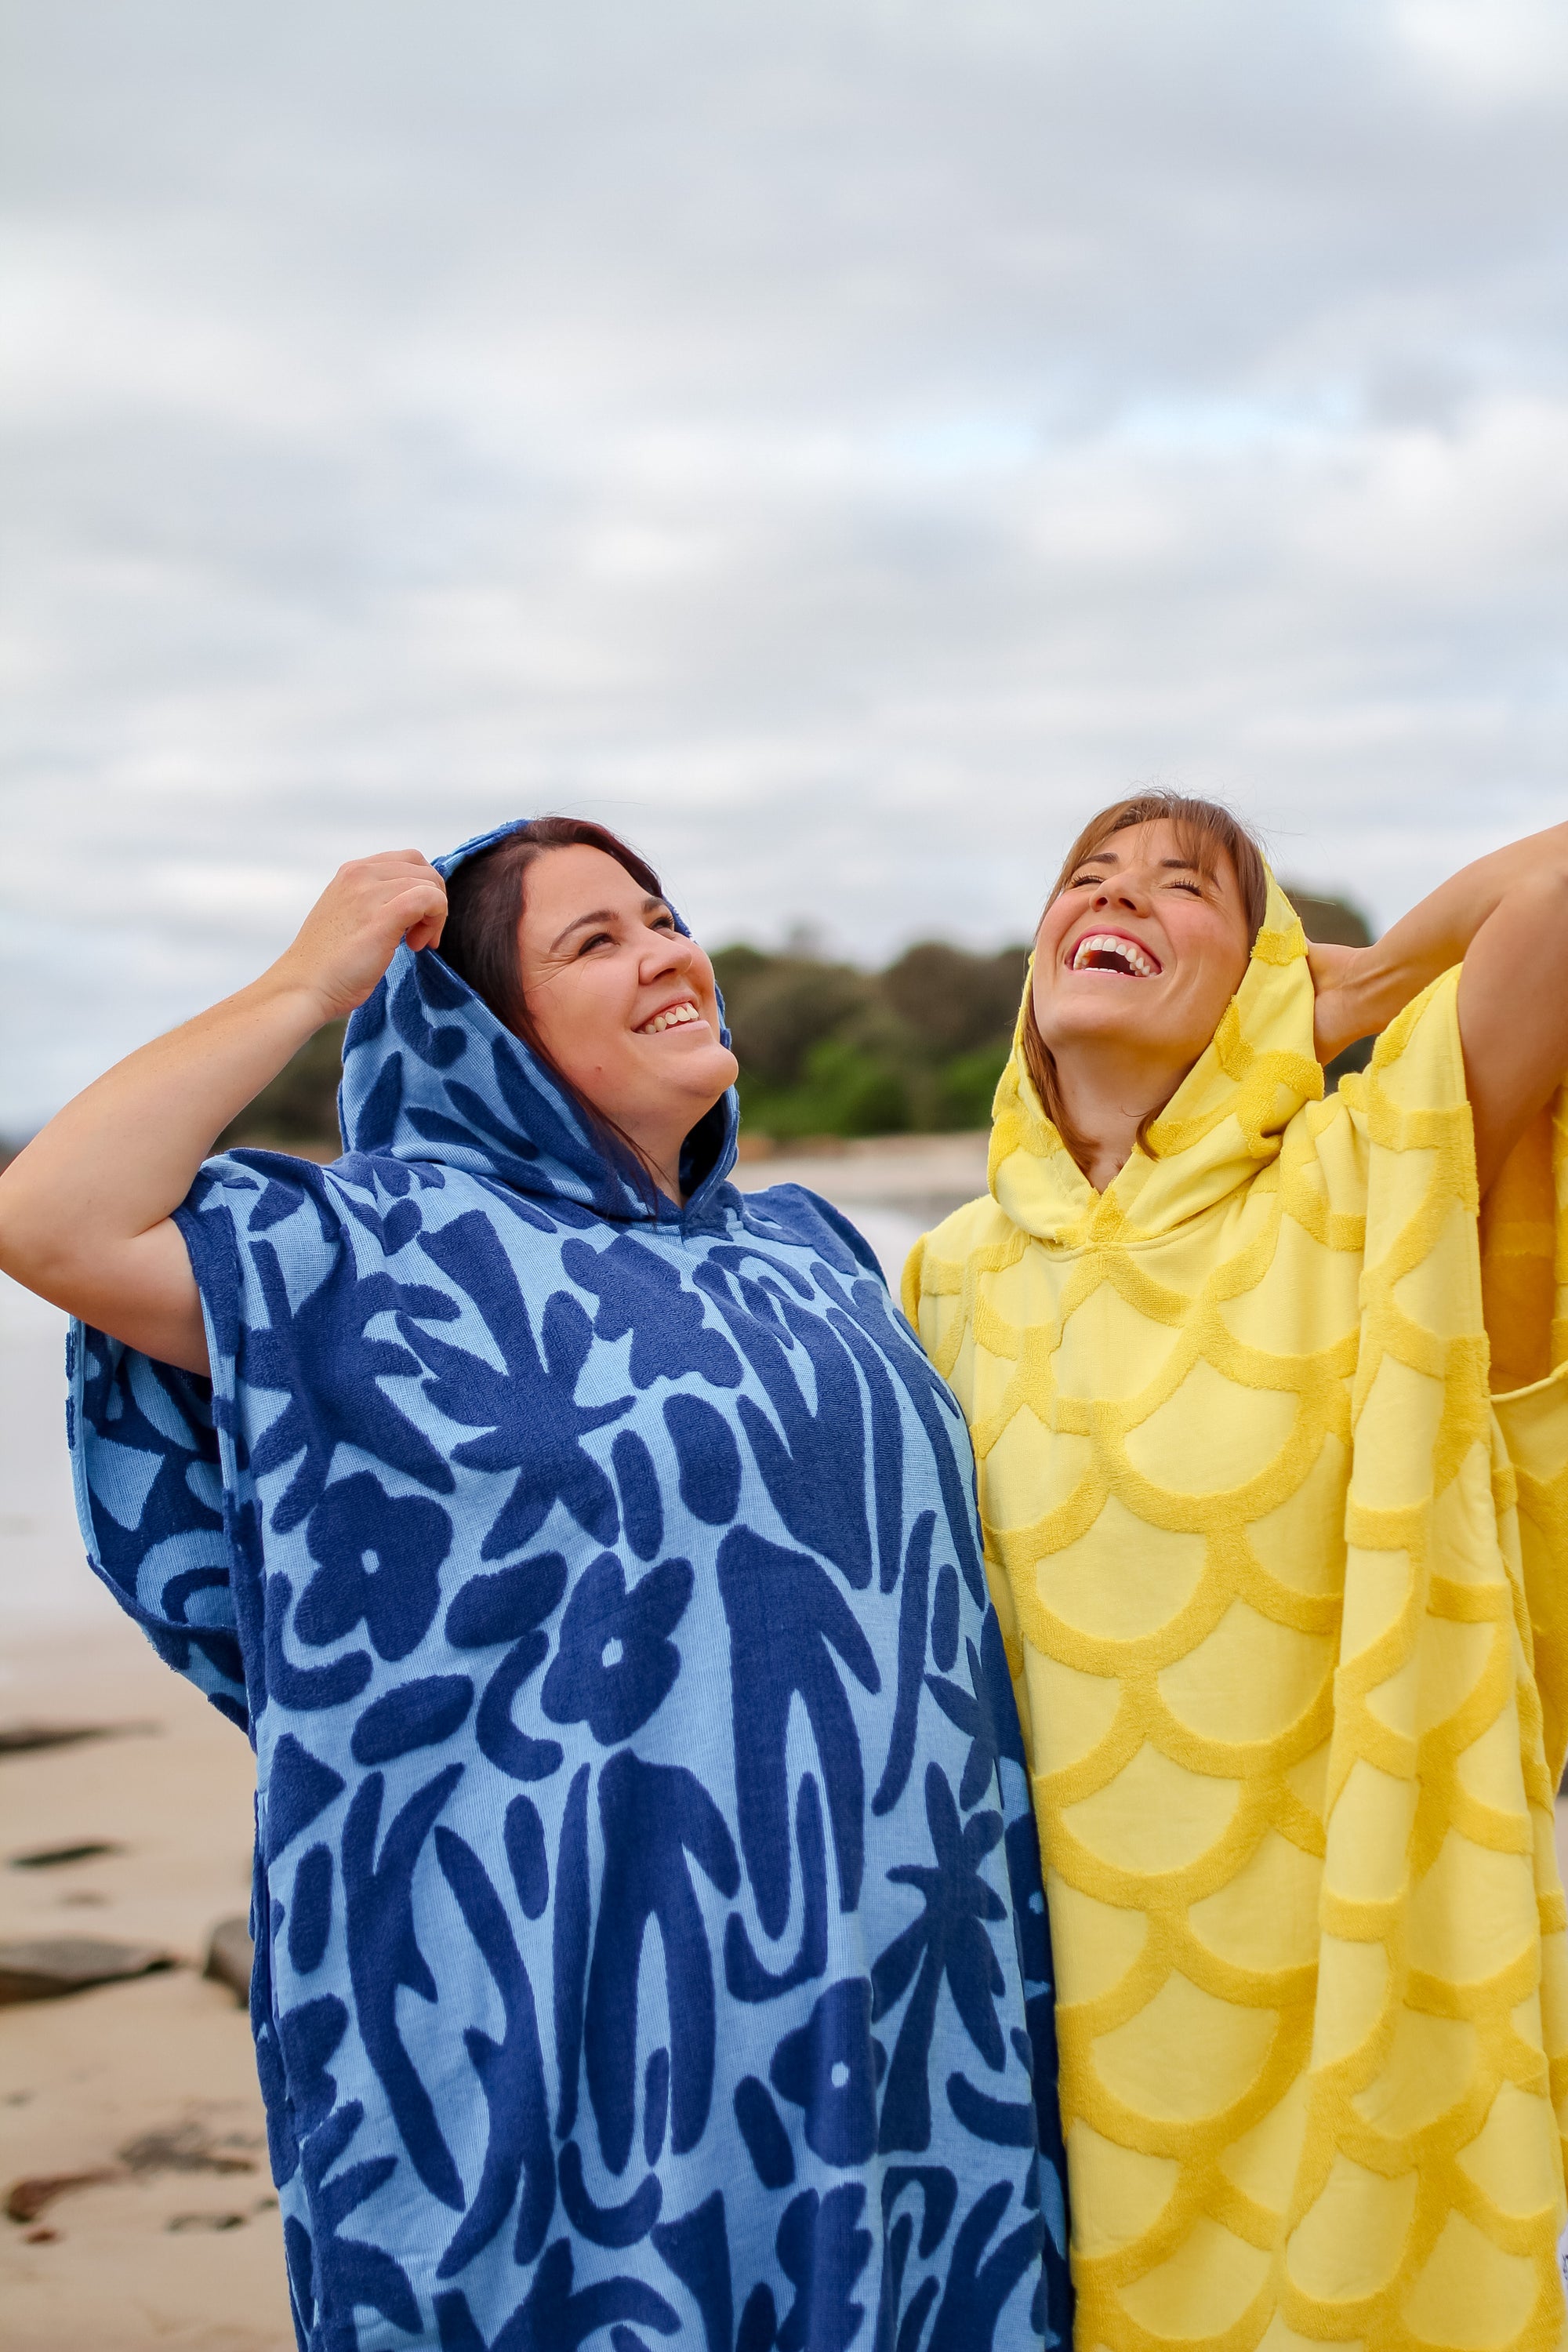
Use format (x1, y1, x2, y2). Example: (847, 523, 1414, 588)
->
(67, 820, 1070, 2351)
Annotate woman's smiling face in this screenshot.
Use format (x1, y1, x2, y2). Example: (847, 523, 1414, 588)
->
(516, 844, 738, 1160)
(1031, 818, 1253, 1074)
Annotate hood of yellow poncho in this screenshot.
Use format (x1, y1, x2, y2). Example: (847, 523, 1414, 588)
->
(989, 873, 1326, 1247)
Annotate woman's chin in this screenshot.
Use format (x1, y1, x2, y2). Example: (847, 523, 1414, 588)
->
(641, 1038, 739, 1107)
(692, 1047, 740, 1103)
(1038, 1003, 1163, 1054)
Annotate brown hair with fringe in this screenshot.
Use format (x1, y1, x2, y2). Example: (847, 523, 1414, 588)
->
(1020, 792, 1269, 1172)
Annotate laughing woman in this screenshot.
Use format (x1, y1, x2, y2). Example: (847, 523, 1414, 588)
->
(904, 793, 1568, 2352)
(0, 819, 1071, 2352)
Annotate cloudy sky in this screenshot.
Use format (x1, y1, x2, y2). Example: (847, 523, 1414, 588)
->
(2, 0, 1566, 1130)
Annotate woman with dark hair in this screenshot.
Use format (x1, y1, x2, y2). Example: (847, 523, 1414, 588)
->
(905, 792, 1568, 2351)
(0, 818, 1071, 2352)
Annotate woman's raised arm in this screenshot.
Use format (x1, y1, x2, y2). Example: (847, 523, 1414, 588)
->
(1309, 818, 1568, 1192)
(0, 851, 446, 1376)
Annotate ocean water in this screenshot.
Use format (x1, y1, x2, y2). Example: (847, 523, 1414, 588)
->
(0, 1274, 120, 1650)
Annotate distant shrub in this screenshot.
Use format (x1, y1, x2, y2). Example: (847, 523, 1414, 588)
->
(741, 1037, 912, 1140)
(713, 938, 1029, 1141)
(710, 950, 871, 1094)
(219, 1019, 348, 1151)
(935, 1044, 1013, 1131)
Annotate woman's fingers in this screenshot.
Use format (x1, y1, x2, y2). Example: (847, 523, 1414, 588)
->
(396, 878, 448, 955)
(275, 854, 448, 1019)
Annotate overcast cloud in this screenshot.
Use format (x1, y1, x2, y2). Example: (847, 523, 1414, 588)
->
(2, 0, 1566, 1128)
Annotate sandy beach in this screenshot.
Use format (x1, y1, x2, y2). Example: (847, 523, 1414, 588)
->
(1, 1627, 288, 2352)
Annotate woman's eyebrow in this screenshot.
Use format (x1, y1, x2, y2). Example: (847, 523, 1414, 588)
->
(1073, 852, 1206, 879)
(548, 895, 670, 953)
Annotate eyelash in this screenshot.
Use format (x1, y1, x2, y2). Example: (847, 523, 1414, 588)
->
(577, 915, 677, 955)
(1069, 873, 1203, 896)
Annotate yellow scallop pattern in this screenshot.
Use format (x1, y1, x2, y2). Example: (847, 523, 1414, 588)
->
(905, 880, 1568, 2352)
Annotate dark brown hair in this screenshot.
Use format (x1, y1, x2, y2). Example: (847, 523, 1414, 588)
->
(440, 817, 666, 1037)
(437, 816, 671, 1191)
(1019, 792, 1269, 1169)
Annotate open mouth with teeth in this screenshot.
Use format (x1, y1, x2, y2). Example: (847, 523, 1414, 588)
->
(1069, 932, 1161, 978)
(638, 1000, 705, 1036)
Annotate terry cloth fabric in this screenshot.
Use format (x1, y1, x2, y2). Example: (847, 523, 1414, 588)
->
(904, 873, 1568, 2352)
(67, 822, 1072, 2352)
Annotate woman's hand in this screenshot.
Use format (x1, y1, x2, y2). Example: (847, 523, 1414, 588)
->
(0, 845, 447, 1375)
(269, 851, 447, 1024)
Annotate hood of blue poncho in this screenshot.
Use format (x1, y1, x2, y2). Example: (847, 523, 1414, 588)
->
(337, 820, 739, 1222)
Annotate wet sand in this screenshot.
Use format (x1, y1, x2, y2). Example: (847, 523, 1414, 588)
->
(0, 1623, 289, 2352)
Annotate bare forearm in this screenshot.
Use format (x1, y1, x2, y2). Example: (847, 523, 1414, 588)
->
(0, 974, 324, 1300)
(1343, 820, 1568, 1043)
(1308, 815, 1568, 1189)
(0, 849, 445, 1374)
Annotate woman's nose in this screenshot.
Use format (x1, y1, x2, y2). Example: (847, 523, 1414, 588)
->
(644, 927, 692, 973)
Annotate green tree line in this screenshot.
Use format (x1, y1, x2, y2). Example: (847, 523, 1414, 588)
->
(218, 887, 1370, 1153)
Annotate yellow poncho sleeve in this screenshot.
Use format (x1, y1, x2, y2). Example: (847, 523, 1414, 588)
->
(904, 920, 1568, 2352)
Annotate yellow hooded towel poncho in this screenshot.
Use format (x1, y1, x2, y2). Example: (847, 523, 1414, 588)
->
(904, 878, 1568, 2352)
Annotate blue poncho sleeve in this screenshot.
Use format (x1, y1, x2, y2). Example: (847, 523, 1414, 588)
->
(67, 1152, 343, 1735)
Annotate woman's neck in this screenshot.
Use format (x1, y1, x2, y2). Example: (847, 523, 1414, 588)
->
(1054, 1043, 1196, 1194)
(633, 1139, 685, 1208)
(621, 1110, 701, 1209)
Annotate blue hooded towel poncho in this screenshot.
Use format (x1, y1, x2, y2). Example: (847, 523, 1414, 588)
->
(67, 822, 1072, 2352)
